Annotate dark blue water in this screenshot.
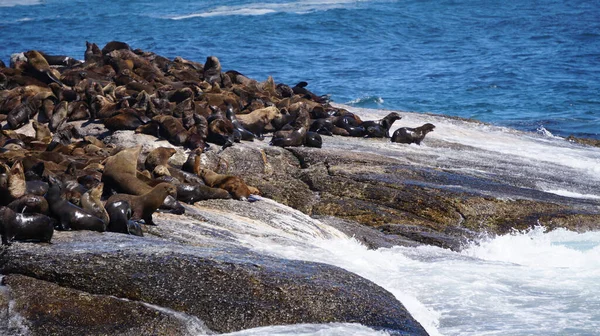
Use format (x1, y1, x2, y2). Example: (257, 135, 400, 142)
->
(2, 0, 599, 139)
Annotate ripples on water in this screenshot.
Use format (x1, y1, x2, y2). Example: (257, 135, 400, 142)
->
(2, 0, 599, 138)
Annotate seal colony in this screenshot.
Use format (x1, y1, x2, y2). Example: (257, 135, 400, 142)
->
(0, 41, 435, 244)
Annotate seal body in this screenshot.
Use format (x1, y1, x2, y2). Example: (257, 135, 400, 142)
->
(199, 169, 256, 201)
(81, 183, 110, 225)
(46, 182, 106, 232)
(7, 194, 49, 214)
(176, 183, 231, 204)
(0, 206, 54, 245)
(106, 183, 177, 226)
(362, 112, 402, 138)
(391, 123, 436, 145)
(105, 200, 143, 236)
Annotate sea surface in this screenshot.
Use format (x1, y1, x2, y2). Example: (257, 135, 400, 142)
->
(1, 0, 599, 139)
(2, 1, 600, 335)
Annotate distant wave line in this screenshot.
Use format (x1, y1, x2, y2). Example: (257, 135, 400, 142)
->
(169, 0, 369, 20)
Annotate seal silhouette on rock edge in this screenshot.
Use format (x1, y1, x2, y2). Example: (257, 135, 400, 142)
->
(391, 123, 436, 145)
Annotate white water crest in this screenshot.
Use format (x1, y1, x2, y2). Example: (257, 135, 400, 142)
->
(0, 277, 30, 336)
(0, 0, 42, 7)
(220, 323, 390, 336)
(222, 204, 600, 335)
(170, 0, 370, 20)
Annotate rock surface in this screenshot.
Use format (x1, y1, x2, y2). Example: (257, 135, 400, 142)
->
(0, 231, 427, 335)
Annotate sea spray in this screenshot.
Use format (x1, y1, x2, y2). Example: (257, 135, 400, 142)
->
(231, 203, 600, 335)
(0, 276, 30, 336)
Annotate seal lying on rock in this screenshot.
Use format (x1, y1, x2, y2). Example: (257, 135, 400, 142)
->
(0, 206, 54, 245)
(105, 182, 177, 226)
(391, 123, 436, 145)
(362, 112, 402, 138)
(198, 169, 259, 201)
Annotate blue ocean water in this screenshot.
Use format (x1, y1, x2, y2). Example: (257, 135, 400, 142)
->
(1, 0, 599, 139)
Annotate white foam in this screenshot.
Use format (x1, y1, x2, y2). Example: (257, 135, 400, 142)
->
(346, 96, 385, 105)
(220, 323, 390, 336)
(462, 226, 600, 268)
(238, 222, 600, 335)
(0, 0, 41, 7)
(170, 0, 368, 20)
(542, 188, 600, 200)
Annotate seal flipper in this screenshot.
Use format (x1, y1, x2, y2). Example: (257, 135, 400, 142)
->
(44, 70, 65, 87)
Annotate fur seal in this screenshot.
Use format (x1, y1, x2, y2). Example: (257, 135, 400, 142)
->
(0, 161, 27, 203)
(105, 200, 143, 236)
(362, 112, 402, 138)
(391, 123, 436, 145)
(104, 111, 147, 131)
(203, 56, 222, 85)
(102, 146, 154, 195)
(101, 41, 131, 55)
(270, 107, 310, 147)
(7, 194, 49, 215)
(334, 114, 365, 137)
(39, 51, 81, 67)
(106, 182, 177, 226)
(144, 147, 176, 172)
(226, 104, 255, 141)
(0, 206, 54, 245)
(198, 169, 258, 201)
(46, 179, 106, 232)
(303, 131, 323, 148)
(81, 183, 110, 225)
(23, 50, 63, 86)
(176, 183, 231, 204)
(236, 106, 284, 140)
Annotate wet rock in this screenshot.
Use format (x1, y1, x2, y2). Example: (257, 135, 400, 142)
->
(0, 274, 203, 336)
(316, 216, 421, 250)
(0, 232, 428, 335)
(201, 139, 600, 243)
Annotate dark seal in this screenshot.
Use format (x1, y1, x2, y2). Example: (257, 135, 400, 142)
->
(46, 179, 106, 232)
(0, 206, 54, 245)
(391, 123, 436, 145)
(105, 200, 143, 236)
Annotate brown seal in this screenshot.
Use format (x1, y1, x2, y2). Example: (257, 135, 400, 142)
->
(153, 115, 189, 146)
(81, 183, 110, 225)
(23, 50, 63, 86)
(0, 161, 27, 203)
(104, 200, 143, 236)
(198, 168, 259, 201)
(236, 106, 284, 140)
(0, 206, 54, 245)
(104, 111, 147, 131)
(391, 123, 436, 145)
(102, 146, 153, 195)
(32, 120, 52, 142)
(106, 182, 177, 226)
(7, 194, 49, 215)
(144, 147, 177, 172)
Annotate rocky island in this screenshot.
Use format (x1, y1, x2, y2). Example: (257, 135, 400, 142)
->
(1, 41, 599, 335)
